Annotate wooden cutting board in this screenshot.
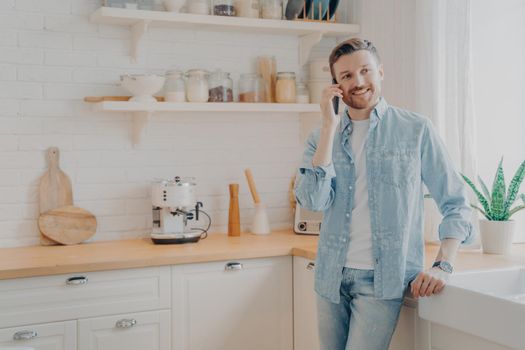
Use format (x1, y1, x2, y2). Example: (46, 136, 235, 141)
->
(39, 147, 73, 245)
(38, 206, 97, 245)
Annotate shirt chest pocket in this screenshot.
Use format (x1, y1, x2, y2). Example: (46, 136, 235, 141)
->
(377, 149, 418, 188)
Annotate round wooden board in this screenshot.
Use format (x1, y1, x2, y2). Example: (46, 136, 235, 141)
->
(38, 206, 97, 245)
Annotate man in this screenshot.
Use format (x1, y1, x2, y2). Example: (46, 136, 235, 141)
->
(294, 38, 473, 350)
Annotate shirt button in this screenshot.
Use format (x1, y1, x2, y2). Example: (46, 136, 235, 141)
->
(348, 186, 353, 190)
(350, 160, 354, 164)
(345, 213, 350, 218)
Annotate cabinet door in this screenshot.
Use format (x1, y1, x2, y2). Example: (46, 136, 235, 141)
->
(293, 256, 319, 350)
(172, 256, 293, 350)
(389, 303, 416, 350)
(78, 310, 170, 350)
(0, 320, 76, 350)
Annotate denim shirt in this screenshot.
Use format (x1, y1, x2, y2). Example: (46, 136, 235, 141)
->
(294, 98, 473, 303)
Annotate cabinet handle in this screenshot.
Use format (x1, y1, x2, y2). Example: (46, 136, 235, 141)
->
(225, 262, 243, 271)
(66, 276, 88, 285)
(116, 318, 137, 329)
(306, 262, 315, 271)
(13, 330, 37, 340)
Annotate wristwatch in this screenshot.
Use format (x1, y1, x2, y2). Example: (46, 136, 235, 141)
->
(432, 260, 453, 273)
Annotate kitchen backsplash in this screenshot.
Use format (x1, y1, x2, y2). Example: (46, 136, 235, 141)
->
(0, 0, 339, 247)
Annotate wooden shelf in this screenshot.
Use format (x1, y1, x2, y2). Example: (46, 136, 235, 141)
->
(90, 7, 360, 64)
(90, 101, 320, 145)
(92, 101, 320, 113)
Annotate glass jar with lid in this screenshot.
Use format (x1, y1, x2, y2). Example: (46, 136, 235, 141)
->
(186, 0, 210, 14)
(208, 69, 233, 102)
(275, 72, 296, 103)
(238, 73, 265, 102)
(213, 0, 236, 16)
(164, 69, 186, 102)
(296, 81, 309, 103)
(261, 0, 281, 19)
(185, 69, 209, 103)
(235, 0, 259, 17)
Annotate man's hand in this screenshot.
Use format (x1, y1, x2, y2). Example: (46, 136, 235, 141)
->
(410, 267, 451, 298)
(320, 83, 342, 130)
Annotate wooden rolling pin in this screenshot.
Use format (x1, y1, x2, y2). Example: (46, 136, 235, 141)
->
(244, 168, 261, 204)
(228, 183, 241, 236)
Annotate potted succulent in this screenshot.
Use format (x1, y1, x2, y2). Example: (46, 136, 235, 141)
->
(462, 158, 525, 254)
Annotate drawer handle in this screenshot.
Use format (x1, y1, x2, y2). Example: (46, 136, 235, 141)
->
(306, 262, 315, 271)
(116, 318, 137, 329)
(225, 262, 243, 271)
(66, 276, 88, 285)
(13, 330, 37, 340)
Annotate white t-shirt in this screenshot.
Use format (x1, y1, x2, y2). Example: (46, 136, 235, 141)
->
(344, 118, 375, 269)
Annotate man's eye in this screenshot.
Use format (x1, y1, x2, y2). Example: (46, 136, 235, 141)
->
(342, 74, 350, 80)
(362, 68, 369, 74)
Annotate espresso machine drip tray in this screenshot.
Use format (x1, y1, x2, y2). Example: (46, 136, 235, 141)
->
(151, 230, 204, 244)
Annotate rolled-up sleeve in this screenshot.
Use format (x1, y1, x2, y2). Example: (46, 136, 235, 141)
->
(294, 130, 336, 212)
(421, 119, 474, 244)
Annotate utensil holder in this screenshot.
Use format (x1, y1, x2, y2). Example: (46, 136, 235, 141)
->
(251, 203, 270, 234)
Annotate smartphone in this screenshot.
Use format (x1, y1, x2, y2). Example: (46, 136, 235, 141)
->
(331, 78, 339, 115)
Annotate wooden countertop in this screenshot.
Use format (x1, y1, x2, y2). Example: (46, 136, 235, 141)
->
(0, 230, 317, 280)
(0, 229, 524, 280)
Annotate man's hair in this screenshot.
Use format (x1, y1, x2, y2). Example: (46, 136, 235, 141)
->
(329, 38, 381, 81)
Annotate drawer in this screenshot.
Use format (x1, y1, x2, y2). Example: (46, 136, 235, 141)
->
(78, 309, 171, 350)
(0, 266, 170, 328)
(0, 320, 76, 350)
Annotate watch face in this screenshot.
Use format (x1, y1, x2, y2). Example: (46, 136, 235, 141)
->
(439, 261, 453, 273)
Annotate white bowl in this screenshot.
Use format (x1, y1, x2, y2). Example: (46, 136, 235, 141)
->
(163, 0, 185, 12)
(120, 74, 165, 103)
(309, 59, 331, 80)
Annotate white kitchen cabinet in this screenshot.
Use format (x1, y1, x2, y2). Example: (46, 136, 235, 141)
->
(0, 266, 171, 350)
(293, 256, 319, 350)
(0, 320, 76, 350)
(429, 323, 516, 350)
(0, 266, 171, 328)
(171, 256, 293, 350)
(78, 310, 171, 350)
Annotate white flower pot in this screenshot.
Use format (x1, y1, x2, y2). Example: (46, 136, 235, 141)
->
(479, 219, 515, 255)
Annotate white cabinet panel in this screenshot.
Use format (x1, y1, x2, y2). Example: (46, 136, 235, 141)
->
(0, 320, 76, 350)
(430, 323, 516, 350)
(293, 256, 319, 350)
(389, 303, 416, 350)
(0, 266, 170, 328)
(172, 256, 293, 350)
(78, 310, 171, 350)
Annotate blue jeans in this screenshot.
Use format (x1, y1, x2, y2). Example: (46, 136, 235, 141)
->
(316, 268, 404, 350)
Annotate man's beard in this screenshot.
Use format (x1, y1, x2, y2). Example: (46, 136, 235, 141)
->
(343, 86, 378, 110)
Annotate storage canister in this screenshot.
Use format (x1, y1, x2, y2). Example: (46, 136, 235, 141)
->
(256, 55, 276, 103)
(208, 69, 233, 102)
(238, 73, 265, 102)
(275, 71, 296, 103)
(164, 69, 186, 102)
(185, 69, 209, 103)
(213, 0, 236, 15)
(186, 0, 210, 14)
(296, 81, 309, 103)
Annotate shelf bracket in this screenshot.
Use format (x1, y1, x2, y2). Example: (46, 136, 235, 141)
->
(130, 20, 150, 63)
(132, 111, 152, 147)
(299, 32, 324, 66)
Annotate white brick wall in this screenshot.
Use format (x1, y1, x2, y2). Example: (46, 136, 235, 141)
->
(0, 0, 339, 247)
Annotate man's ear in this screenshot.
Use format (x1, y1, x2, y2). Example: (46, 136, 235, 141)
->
(378, 64, 384, 81)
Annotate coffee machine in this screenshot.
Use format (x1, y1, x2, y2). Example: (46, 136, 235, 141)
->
(151, 176, 210, 244)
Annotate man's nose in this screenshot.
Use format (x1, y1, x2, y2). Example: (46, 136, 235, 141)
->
(354, 74, 365, 87)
